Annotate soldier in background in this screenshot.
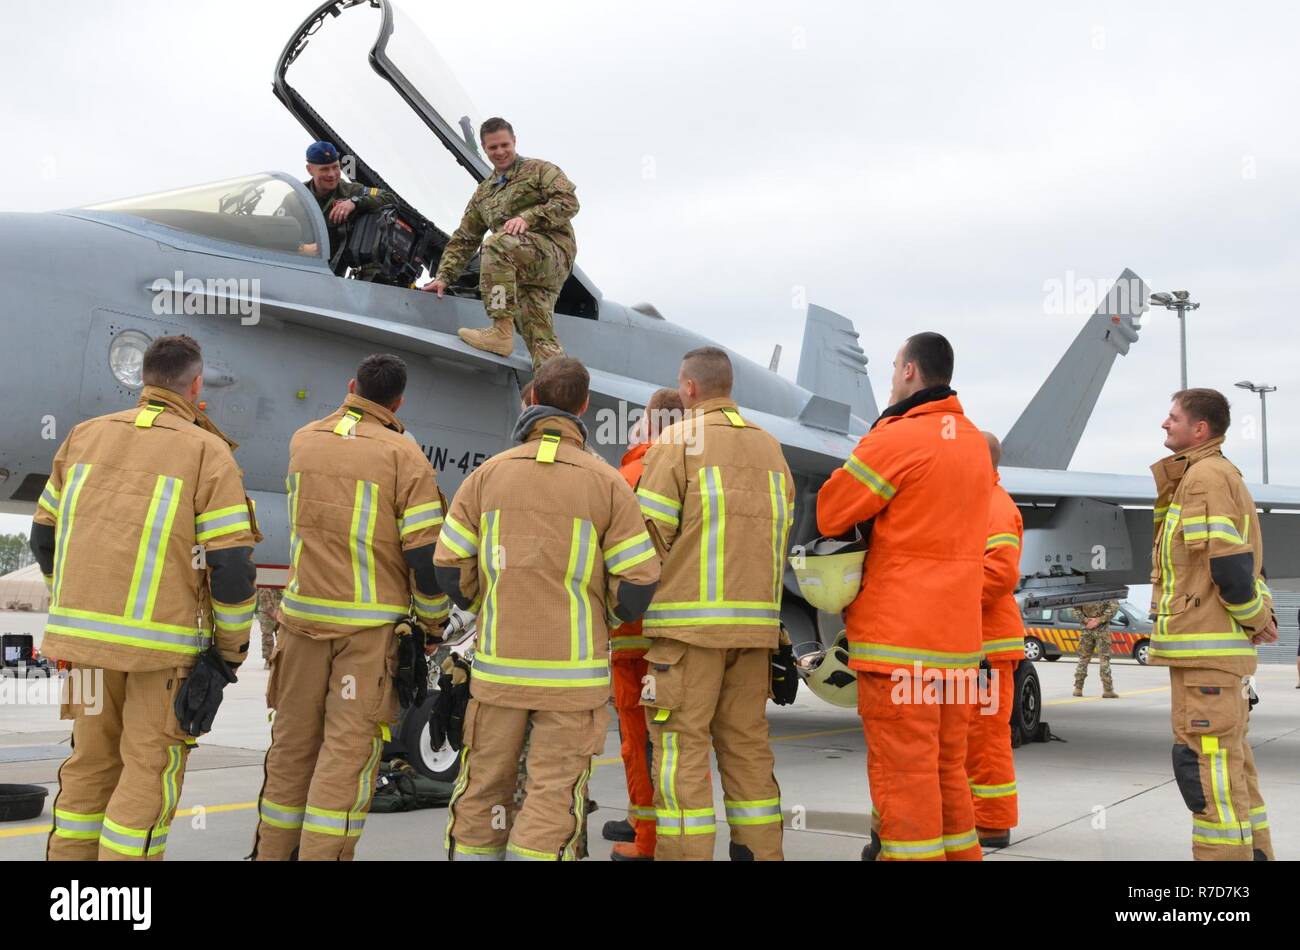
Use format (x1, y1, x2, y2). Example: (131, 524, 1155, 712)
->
(1073, 600, 1119, 698)
(258, 588, 282, 670)
(423, 118, 579, 370)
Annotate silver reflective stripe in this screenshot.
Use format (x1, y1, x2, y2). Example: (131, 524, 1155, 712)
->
(440, 518, 478, 557)
(52, 463, 91, 605)
(1155, 637, 1253, 654)
(943, 830, 979, 850)
(684, 814, 715, 830)
(725, 803, 781, 821)
(213, 604, 255, 627)
(571, 520, 594, 661)
(881, 838, 943, 855)
(286, 473, 302, 593)
(259, 801, 305, 827)
(304, 811, 352, 832)
(98, 824, 146, 854)
(849, 643, 982, 665)
(280, 594, 407, 623)
(131, 476, 179, 620)
(637, 491, 680, 520)
(355, 482, 375, 604)
(1250, 810, 1268, 828)
(472, 657, 607, 681)
(47, 610, 203, 650)
(194, 509, 248, 536)
(480, 510, 500, 655)
(605, 536, 655, 573)
(646, 605, 780, 621)
(1194, 822, 1250, 842)
(701, 467, 723, 602)
(770, 470, 788, 601)
(454, 846, 505, 861)
(54, 814, 103, 834)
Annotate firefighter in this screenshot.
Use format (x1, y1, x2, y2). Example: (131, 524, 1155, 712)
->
(1151, 389, 1277, 861)
(635, 347, 795, 861)
(607, 387, 685, 861)
(436, 357, 660, 861)
(32, 335, 258, 860)
(252, 354, 450, 861)
(966, 432, 1024, 850)
(817, 332, 992, 862)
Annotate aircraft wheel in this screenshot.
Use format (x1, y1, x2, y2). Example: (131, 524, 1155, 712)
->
(396, 692, 462, 783)
(1010, 660, 1042, 749)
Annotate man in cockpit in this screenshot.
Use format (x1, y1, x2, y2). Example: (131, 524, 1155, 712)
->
(293, 141, 397, 274)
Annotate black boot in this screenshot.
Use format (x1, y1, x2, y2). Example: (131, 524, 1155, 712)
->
(861, 831, 881, 861)
(729, 842, 755, 861)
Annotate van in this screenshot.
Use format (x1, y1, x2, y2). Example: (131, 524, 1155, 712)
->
(1021, 602, 1153, 666)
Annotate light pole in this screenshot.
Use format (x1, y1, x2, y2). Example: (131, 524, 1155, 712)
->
(1235, 381, 1277, 484)
(1150, 291, 1200, 389)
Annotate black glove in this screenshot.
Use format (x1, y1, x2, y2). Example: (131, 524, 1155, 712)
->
(394, 620, 429, 709)
(430, 655, 471, 750)
(174, 646, 238, 737)
(770, 640, 799, 706)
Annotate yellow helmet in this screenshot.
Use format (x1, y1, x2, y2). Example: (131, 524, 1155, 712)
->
(789, 530, 868, 613)
(798, 632, 858, 708)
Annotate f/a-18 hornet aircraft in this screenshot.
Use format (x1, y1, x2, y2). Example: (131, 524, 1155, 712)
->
(2, 0, 1296, 774)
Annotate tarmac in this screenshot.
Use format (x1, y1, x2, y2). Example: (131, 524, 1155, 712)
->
(1, 611, 1297, 861)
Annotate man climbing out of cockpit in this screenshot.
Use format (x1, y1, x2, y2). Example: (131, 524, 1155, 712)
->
(293, 141, 397, 270)
(422, 118, 579, 371)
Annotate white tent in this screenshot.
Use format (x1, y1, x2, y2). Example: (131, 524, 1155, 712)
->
(0, 563, 49, 612)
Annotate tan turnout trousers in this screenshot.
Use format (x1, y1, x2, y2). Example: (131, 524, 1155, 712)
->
(642, 640, 783, 861)
(252, 622, 397, 861)
(1170, 667, 1273, 861)
(445, 699, 607, 861)
(48, 667, 195, 861)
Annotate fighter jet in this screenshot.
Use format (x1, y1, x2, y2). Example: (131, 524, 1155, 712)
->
(2, 0, 1297, 776)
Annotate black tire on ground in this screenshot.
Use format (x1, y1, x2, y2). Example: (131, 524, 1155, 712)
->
(1044, 654, 1060, 662)
(1010, 660, 1042, 749)
(395, 692, 462, 783)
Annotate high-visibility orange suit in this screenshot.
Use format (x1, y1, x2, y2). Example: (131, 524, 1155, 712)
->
(817, 389, 992, 861)
(610, 440, 656, 857)
(966, 474, 1024, 838)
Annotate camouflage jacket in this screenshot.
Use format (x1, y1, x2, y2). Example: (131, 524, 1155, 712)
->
(435, 157, 579, 283)
(1078, 600, 1118, 629)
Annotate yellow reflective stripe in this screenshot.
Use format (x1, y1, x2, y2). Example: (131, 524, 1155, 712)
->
(508, 842, 560, 861)
(605, 531, 655, 574)
(134, 403, 166, 428)
(471, 654, 610, 689)
(610, 635, 652, 652)
(453, 842, 504, 857)
(1155, 505, 1181, 640)
(286, 473, 303, 592)
(348, 481, 380, 605)
(986, 533, 1019, 549)
(439, 514, 478, 559)
(413, 589, 450, 622)
(38, 481, 60, 517)
(1182, 515, 1245, 545)
(46, 607, 204, 655)
(333, 409, 362, 437)
(1154, 505, 1169, 524)
(660, 731, 679, 816)
(562, 765, 593, 860)
(51, 463, 92, 608)
(259, 799, 306, 829)
(879, 836, 944, 860)
(1204, 740, 1236, 825)
(280, 592, 408, 627)
(355, 736, 383, 815)
(154, 745, 185, 850)
(444, 746, 474, 852)
(1150, 631, 1255, 658)
(194, 503, 251, 543)
(983, 636, 1025, 656)
(720, 408, 746, 428)
(400, 501, 445, 538)
(212, 596, 257, 632)
(698, 466, 725, 603)
(564, 519, 597, 662)
(848, 641, 982, 669)
(769, 470, 791, 603)
(479, 510, 502, 655)
(52, 808, 104, 839)
(536, 432, 562, 464)
(637, 487, 682, 526)
(843, 454, 896, 500)
(969, 780, 1017, 798)
(943, 829, 979, 851)
(125, 475, 180, 623)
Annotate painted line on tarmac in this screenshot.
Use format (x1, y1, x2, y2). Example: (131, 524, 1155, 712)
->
(1045, 685, 1170, 707)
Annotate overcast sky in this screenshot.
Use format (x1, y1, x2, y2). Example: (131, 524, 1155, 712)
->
(2, 0, 1298, 534)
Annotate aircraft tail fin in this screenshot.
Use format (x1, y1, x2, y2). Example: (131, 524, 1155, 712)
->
(797, 304, 878, 426)
(1001, 269, 1147, 470)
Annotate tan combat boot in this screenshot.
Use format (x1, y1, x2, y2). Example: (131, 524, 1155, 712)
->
(529, 339, 566, 371)
(1102, 689, 1119, 699)
(458, 318, 515, 357)
(1072, 687, 1083, 697)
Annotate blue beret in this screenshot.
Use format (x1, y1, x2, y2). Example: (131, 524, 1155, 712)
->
(306, 141, 340, 165)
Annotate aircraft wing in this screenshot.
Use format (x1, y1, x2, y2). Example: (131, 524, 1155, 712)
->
(1002, 466, 1300, 511)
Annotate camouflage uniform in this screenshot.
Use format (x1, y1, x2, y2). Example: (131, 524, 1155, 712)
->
(1073, 600, 1118, 693)
(257, 588, 282, 663)
(434, 157, 579, 370)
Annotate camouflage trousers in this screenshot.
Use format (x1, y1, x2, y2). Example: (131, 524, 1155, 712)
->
(480, 231, 570, 370)
(1074, 629, 1113, 691)
(257, 589, 282, 661)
